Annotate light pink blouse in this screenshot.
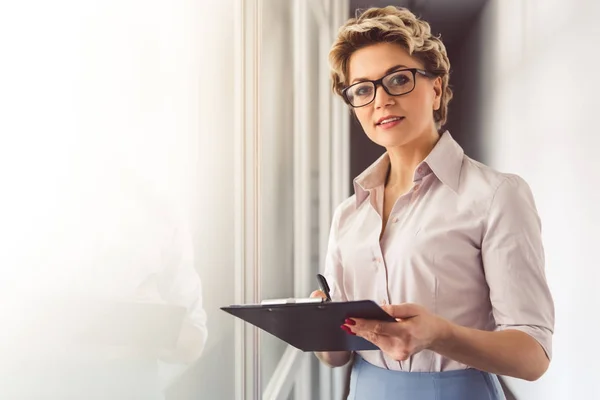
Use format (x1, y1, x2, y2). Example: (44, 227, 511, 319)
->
(324, 131, 554, 372)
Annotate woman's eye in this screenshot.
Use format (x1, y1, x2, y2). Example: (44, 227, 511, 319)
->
(391, 75, 409, 85)
(355, 86, 372, 96)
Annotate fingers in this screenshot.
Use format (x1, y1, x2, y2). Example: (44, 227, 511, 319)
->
(338, 304, 429, 363)
(340, 323, 411, 361)
(381, 303, 421, 319)
(344, 318, 398, 337)
(310, 290, 327, 299)
(340, 320, 413, 362)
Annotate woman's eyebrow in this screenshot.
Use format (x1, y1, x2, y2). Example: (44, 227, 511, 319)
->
(351, 64, 409, 84)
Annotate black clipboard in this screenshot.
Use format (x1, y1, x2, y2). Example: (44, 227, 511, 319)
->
(221, 300, 395, 351)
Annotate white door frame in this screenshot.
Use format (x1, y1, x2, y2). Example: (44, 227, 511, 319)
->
(234, 0, 262, 399)
(235, 0, 350, 398)
(264, 0, 351, 399)
(291, 0, 314, 397)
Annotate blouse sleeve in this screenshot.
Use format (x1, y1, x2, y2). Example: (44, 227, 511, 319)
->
(482, 174, 555, 359)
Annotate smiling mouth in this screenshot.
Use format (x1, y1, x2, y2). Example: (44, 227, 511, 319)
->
(376, 117, 405, 126)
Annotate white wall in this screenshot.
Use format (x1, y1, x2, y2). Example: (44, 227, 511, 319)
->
(469, 0, 600, 398)
(0, 0, 236, 398)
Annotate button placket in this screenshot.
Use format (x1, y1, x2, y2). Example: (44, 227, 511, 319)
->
(411, 173, 431, 201)
(372, 248, 388, 307)
(390, 197, 409, 225)
(372, 253, 383, 270)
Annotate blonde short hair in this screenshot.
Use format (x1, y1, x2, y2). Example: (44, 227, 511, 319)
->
(329, 6, 452, 128)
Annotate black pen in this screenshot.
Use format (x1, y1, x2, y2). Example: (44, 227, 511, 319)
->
(316, 274, 332, 302)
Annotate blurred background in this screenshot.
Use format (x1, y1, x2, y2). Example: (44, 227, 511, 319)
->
(1, 0, 599, 399)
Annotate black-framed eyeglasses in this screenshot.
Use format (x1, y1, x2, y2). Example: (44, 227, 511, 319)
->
(342, 68, 436, 108)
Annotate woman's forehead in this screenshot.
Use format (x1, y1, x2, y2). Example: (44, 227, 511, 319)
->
(348, 43, 419, 83)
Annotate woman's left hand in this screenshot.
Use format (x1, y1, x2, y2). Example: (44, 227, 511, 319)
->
(342, 303, 452, 361)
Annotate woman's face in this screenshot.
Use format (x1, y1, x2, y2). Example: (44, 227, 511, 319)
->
(346, 42, 442, 149)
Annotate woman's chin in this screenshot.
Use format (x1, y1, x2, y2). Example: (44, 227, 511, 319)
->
(370, 130, 411, 148)
(369, 126, 432, 149)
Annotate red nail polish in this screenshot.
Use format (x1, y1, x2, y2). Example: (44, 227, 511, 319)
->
(345, 318, 356, 326)
(340, 325, 356, 335)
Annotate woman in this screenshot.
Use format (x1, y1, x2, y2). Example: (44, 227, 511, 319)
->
(311, 6, 554, 400)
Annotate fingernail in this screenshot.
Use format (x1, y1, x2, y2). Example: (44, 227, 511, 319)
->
(344, 318, 356, 326)
(340, 325, 356, 335)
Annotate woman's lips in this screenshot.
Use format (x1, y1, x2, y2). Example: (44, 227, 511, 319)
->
(377, 117, 405, 129)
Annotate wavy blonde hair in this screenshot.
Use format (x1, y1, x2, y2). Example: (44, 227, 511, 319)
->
(329, 6, 452, 128)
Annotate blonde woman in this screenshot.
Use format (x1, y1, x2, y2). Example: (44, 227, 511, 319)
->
(310, 6, 554, 400)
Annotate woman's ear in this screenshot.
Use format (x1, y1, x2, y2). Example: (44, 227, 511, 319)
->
(433, 77, 442, 111)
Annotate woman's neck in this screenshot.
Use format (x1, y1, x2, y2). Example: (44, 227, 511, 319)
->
(385, 128, 440, 189)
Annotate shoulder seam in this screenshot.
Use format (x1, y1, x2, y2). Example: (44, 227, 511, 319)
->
(483, 175, 511, 233)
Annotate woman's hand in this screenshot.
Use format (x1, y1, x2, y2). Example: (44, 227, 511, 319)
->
(310, 290, 328, 301)
(310, 290, 352, 367)
(342, 303, 451, 361)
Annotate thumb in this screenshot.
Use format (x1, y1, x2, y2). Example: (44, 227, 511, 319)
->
(382, 303, 421, 318)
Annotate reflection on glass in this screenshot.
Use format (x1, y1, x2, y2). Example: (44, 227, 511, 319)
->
(0, 0, 237, 398)
(0, 169, 207, 400)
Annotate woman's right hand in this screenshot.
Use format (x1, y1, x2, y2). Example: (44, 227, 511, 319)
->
(310, 290, 328, 301)
(310, 290, 352, 368)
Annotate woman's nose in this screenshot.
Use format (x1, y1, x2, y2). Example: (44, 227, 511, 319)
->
(373, 84, 395, 109)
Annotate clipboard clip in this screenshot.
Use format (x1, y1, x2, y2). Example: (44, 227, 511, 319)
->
(260, 297, 325, 306)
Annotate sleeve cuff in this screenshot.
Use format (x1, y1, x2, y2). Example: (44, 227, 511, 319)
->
(496, 324, 553, 360)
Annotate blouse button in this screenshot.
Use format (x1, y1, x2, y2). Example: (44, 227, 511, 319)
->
(381, 299, 388, 305)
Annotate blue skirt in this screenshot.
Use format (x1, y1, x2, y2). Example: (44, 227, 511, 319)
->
(348, 355, 506, 400)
